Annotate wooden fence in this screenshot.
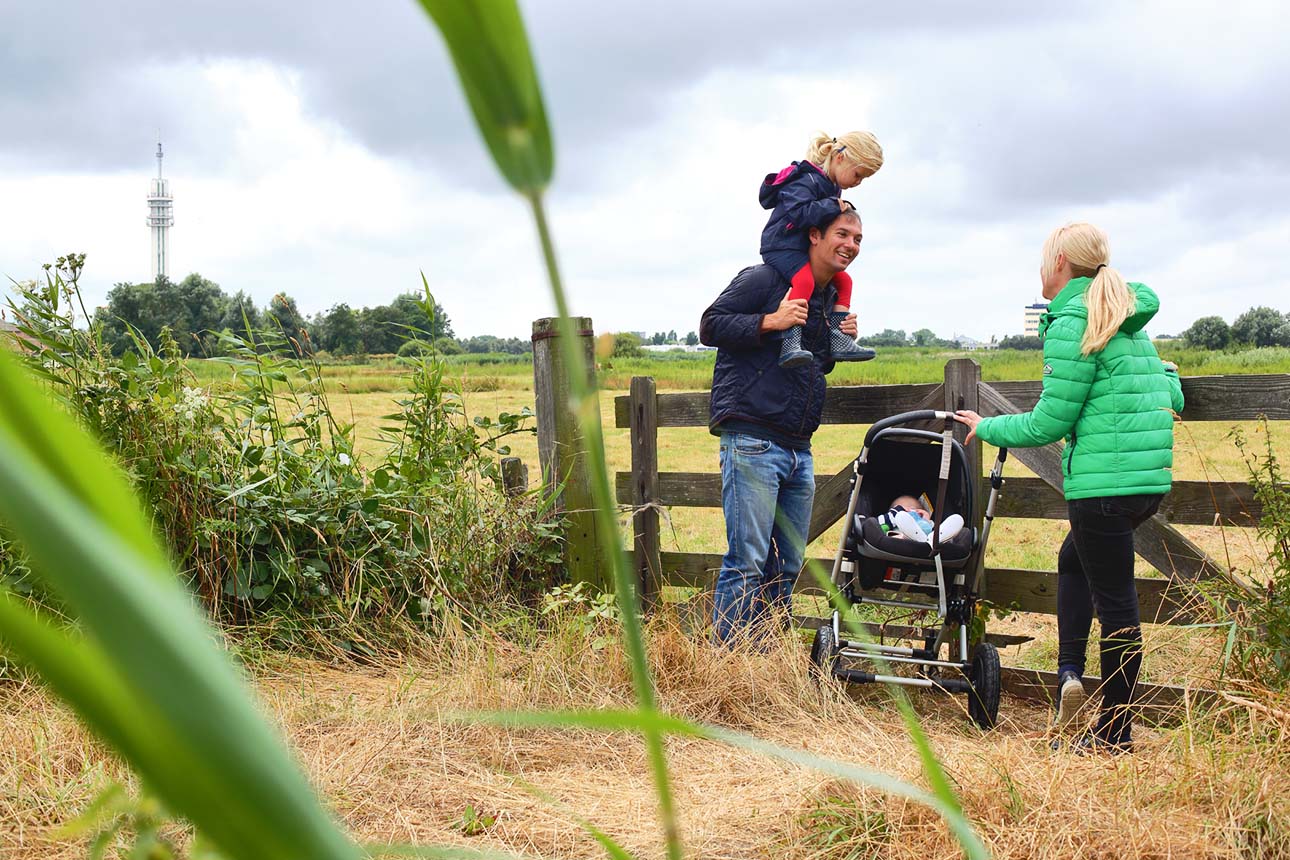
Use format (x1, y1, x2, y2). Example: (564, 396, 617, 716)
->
(531, 318, 1290, 713)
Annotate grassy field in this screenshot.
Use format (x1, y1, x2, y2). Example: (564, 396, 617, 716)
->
(184, 343, 1290, 393)
(6, 621, 1290, 859)
(186, 348, 1290, 685)
(5, 349, 1289, 858)
(327, 380, 1283, 687)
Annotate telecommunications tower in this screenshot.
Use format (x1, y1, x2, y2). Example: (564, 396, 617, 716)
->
(146, 141, 174, 280)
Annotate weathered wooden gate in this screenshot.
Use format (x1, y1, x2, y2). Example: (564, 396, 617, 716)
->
(612, 359, 1290, 714)
(530, 319, 1290, 715)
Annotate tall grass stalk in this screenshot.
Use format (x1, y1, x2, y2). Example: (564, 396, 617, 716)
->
(415, 2, 987, 857)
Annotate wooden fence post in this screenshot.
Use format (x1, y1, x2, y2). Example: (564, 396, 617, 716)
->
(944, 359, 987, 600)
(629, 376, 661, 608)
(531, 317, 608, 589)
(500, 456, 528, 497)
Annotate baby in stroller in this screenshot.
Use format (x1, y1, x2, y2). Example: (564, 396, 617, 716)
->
(874, 493, 965, 545)
(815, 409, 1009, 729)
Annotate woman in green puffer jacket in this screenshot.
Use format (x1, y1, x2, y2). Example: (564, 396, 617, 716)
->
(955, 222, 1184, 753)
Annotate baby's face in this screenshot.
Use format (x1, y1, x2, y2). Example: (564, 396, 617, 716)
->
(892, 495, 928, 518)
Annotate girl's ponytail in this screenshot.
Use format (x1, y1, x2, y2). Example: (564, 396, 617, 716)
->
(804, 131, 884, 182)
(804, 133, 838, 169)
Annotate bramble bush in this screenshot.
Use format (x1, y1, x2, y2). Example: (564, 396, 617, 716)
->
(2, 256, 564, 653)
(1216, 419, 1290, 688)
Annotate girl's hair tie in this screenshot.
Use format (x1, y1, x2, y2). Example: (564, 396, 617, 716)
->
(1095, 263, 1107, 272)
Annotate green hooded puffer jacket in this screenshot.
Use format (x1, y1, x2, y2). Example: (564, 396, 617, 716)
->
(976, 277, 1184, 500)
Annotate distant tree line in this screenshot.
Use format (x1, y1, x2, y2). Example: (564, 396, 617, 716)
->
(863, 328, 963, 348)
(1180, 306, 1290, 350)
(93, 273, 528, 358)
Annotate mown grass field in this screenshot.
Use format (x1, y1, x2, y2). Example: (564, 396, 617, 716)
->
(234, 344, 1290, 689)
(6, 346, 1290, 859)
(185, 343, 1290, 393)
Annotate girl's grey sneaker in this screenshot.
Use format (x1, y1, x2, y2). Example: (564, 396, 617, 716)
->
(1055, 669, 1088, 731)
(778, 324, 814, 368)
(828, 311, 876, 361)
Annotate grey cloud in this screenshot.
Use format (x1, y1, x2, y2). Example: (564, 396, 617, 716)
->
(863, 15, 1290, 220)
(1, 0, 1076, 185)
(8, 0, 1286, 223)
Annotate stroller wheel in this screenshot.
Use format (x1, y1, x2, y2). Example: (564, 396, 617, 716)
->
(967, 642, 1001, 729)
(809, 624, 840, 681)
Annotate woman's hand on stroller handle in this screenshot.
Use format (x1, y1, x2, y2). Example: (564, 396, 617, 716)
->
(953, 409, 982, 444)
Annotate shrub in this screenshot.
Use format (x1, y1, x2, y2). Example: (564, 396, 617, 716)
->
(997, 335, 1044, 350)
(433, 336, 465, 355)
(610, 332, 644, 359)
(1182, 315, 1232, 350)
(1232, 306, 1289, 348)
(1218, 420, 1290, 688)
(397, 339, 433, 357)
(4, 259, 563, 649)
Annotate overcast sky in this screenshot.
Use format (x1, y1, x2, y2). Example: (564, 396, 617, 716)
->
(3, 0, 1288, 341)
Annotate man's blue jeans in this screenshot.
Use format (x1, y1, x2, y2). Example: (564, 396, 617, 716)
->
(712, 432, 815, 644)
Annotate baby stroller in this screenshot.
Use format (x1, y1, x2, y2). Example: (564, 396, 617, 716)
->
(809, 410, 1008, 728)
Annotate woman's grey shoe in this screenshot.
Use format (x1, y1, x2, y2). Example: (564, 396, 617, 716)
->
(1053, 731, 1133, 756)
(828, 311, 876, 361)
(1055, 669, 1088, 731)
(778, 324, 814, 368)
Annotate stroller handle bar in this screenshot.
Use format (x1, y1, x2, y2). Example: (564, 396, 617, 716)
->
(863, 410, 954, 449)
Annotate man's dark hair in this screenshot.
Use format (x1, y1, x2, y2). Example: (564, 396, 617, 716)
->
(810, 206, 862, 237)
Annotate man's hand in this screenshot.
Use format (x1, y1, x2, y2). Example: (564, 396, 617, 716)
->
(839, 312, 857, 337)
(953, 409, 983, 445)
(760, 288, 809, 333)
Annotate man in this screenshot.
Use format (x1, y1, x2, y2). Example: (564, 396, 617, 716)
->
(699, 208, 863, 643)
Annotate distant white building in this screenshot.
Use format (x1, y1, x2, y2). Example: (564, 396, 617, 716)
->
(952, 334, 995, 351)
(641, 343, 713, 353)
(1023, 301, 1049, 337)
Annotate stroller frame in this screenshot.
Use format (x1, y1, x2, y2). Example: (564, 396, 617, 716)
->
(809, 410, 1009, 728)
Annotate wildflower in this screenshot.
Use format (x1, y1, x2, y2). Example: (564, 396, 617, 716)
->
(174, 386, 210, 419)
(338, 453, 352, 466)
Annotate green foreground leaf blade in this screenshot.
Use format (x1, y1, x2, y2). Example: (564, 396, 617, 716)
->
(415, 0, 553, 193)
(0, 350, 360, 860)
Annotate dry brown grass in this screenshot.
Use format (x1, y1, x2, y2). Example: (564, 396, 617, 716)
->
(5, 613, 1290, 860)
(5, 390, 1284, 858)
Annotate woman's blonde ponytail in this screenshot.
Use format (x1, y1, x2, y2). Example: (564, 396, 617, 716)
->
(1041, 222, 1135, 355)
(1082, 265, 1135, 354)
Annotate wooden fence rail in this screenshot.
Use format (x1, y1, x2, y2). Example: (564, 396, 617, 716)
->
(532, 326, 1288, 711)
(611, 366, 1290, 618)
(613, 473, 1269, 526)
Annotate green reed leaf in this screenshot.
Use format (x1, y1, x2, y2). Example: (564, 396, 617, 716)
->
(415, 6, 986, 859)
(415, 0, 553, 193)
(0, 349, 359, 860)
(414, 4, 681, 856)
